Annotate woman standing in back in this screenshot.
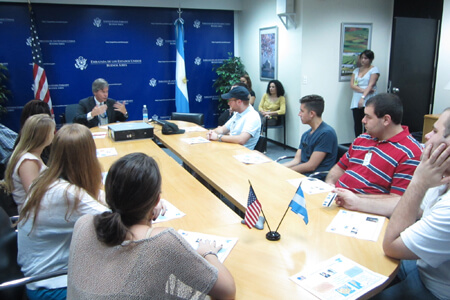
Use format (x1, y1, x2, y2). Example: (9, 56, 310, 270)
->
(17, 124, 109, 300)
(350, 49, 380, 137)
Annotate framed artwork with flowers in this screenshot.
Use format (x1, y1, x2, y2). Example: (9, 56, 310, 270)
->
(339, 23, 372, 82)
(259, 26, 278, 81)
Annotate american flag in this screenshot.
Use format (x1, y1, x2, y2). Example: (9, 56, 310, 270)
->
(244, 186, 262, 229)
(28, 3, 53, 116)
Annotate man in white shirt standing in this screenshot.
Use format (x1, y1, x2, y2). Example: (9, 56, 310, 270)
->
(376, 108, 450, 299)
(207, 86, 261, 150)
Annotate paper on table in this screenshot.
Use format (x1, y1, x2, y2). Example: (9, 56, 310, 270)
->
(181, 137, 211, 144)
(92, 131, 107, 139)
(290, 254, 388, 300)
(182, 126, 207, 132)
(177, 230, 238, 263)
(233, 153, 271, 164)
(153, 200, 186, 223)
(96, 147, 118, 158)
(326, 210, 385, 242)
(287, 177, 334, 195)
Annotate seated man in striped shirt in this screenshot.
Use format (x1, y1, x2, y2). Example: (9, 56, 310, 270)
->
(325, 93, 423, 217)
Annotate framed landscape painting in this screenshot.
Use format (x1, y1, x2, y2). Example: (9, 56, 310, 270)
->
(259, 26, 278, 80)
(339, 23, 372, 82)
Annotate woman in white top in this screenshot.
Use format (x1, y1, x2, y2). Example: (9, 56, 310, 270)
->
(68, 153, 236, 300)
(17, 124, 109, 300)
(350, 49, 380, 137)
(3, 114, 55, 211)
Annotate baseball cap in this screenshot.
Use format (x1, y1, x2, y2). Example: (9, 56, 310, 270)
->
(221, 86, 250, 101)
(161, 122, 185, 135)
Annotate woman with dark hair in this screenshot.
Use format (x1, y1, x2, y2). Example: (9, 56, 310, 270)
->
(68, 153, 236, 299)
(14, 99, 53, 163)
(17, 124, 109, 300)
(258, 79, 286, 126)
(350, 49, 380, 137)
(240, 74, 256, 105)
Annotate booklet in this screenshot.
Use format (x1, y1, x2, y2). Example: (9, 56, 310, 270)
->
(181, 136, 211, 144)
(290, 254, 388, 300)
(153, 200, 186, 223)
(287, 177, 334, 195)
(326, 210, 385, 242)
(96, 147, 118, 158)
(233, 152, 271, 164)
(177, 230, 238, 263)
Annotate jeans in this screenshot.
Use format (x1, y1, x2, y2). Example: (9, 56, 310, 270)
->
(372, 260, 438, 300)
(26, 287, 67, 300)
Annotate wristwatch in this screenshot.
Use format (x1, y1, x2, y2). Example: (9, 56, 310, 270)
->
(218, 134, 223, 142)
(361, 95, 365, 99)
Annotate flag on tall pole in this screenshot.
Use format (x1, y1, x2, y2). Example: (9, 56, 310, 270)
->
(244, 185, 262, 229)
(174, 10, 189, 113)
(28, 1, 53, 116)
(289, 183, 309, 224)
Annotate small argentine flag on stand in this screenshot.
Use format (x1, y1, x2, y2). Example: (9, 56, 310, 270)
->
(174, 12, 189, 113)
(289, 183, 309, 225)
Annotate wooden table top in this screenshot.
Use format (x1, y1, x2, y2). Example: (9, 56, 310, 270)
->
(93, 123, 399, 299)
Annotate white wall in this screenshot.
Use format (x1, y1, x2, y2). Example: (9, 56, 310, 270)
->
(237, 0, 394, 147)
(434, 0, 450, 114)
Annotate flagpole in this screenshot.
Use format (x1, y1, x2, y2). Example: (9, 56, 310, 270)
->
(274, 181, 303, 233)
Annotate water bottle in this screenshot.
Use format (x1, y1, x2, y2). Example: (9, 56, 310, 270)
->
(142, 105, 148, 122)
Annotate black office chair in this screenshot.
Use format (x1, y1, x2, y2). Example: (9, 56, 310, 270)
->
(263, 114, 286, 150)
(171, 112, 204, 126)
(0, 186, 18, 217)
(60, 104, 79, 124)
(254, 135, 267, 153)
(0, 207, 68, 298)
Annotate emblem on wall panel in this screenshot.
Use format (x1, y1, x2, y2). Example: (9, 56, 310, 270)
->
(93, 18, 102, 27)
(195, 94, 203, 103)
(194, 57, 202, 65)
(193, 20, 201, 29)
(75, 56, 88, 70)
(156, 37, 164, 47)
(149, 78, 157, 87)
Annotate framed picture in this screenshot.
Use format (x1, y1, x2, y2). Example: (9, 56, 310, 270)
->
(339, 23, 372, 82)
(259, 26, 278, 81)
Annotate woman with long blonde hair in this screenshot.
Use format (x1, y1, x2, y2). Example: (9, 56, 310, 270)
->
(3, 114, 55, 211)
(17, 123, 109, 300)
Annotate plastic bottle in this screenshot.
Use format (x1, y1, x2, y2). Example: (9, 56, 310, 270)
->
(142, 105, 148, 122)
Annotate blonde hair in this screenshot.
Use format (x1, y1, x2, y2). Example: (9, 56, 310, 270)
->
(19, 124, 102, 229)
(3, 114, 55, 193)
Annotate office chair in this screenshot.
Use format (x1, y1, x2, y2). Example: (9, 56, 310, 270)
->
(263, 114, 286, 150)
(0, 186, 18, 217)
(254, 135, 267, 153)
(60, 104, 79, 124)
(0, 207, 68, 298)
(171, 112, 204, 126)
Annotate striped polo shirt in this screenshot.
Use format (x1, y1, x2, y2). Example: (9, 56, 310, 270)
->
(336, 126, 422, 195)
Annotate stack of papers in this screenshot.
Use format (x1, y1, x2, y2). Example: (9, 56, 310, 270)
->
(290, 254, 388, 300)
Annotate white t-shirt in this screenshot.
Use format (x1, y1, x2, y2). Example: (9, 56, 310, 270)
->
(401, 184, 450, 300)
(18, 179, 109, 290)
(12, 152, 47, 212)
(224, 105, 261, 150)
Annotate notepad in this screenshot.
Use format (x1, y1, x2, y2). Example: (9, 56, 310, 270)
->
(153, 200, 186, 223)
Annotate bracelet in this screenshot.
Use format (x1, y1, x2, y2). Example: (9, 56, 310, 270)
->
(202, 251, 218, 259)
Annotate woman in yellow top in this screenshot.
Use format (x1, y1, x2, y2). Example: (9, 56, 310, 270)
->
(259, 79, 286, 126)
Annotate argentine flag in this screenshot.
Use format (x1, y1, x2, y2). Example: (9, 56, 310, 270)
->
(175, 18, 189, 113)
(289, 183, 309, 224)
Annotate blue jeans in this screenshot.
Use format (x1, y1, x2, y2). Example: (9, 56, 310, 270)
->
(26, 287, 67, 300)
(372, 260, 438, 300)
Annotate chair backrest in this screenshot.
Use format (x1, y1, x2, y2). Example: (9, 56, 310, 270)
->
(336, 144, 349, 163)
(254, 135, 267, 153)
(0, 207, 25, 299)
(0, 187, 18, 217)
(65, 104, 79, 124)
(171, 112, 204, 126)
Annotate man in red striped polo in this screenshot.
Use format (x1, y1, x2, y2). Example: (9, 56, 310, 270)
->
(325, 93, 423, 217)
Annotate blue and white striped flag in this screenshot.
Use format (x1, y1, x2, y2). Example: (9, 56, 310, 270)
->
(175, 18, 189, 113)
(289, 183, 309, 224)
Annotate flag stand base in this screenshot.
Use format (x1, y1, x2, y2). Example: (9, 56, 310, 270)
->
(266, 231, 280, 241)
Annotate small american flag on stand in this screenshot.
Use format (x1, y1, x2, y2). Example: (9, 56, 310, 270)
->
(244, 186, 262, 229)
(28, 3, 54, 116)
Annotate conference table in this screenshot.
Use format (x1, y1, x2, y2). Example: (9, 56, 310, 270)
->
(92, 122, 399, 299)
